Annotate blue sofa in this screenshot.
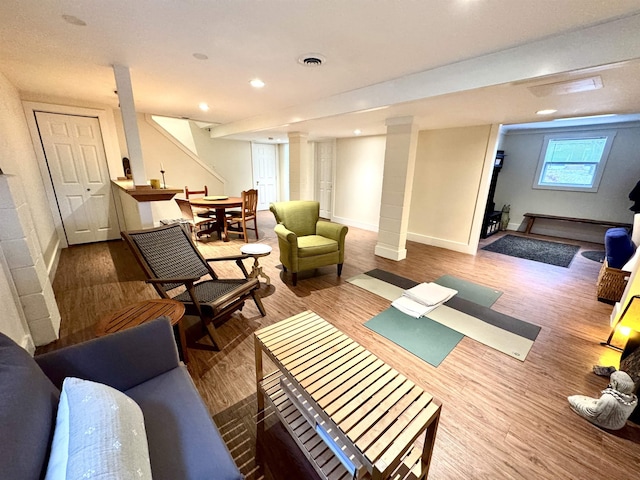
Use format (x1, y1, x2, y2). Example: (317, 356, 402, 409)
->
(0, 317, 243, 479)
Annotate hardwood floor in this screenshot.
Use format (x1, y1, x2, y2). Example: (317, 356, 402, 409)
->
(41, 212, 640, 480)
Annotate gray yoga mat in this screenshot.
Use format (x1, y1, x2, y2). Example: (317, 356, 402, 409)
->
(364, 307, 464, 367)
(352, 269, 541, 360)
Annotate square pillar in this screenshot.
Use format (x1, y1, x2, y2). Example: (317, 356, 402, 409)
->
(288, 132, 313, 200)
(375, 117, 418, 261)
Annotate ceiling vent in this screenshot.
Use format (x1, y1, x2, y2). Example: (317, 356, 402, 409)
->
(527, 76, 603, 97)
(298, 53, 326, 67)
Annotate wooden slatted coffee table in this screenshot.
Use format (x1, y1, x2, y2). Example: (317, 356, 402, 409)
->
(255, 311, 440, 480)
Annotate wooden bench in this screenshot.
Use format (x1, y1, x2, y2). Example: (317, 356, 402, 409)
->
(523, 213, 631, 235)
(255, 311, 441, 480)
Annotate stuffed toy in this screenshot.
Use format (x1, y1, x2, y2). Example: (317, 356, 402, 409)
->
(568, 371, 638, 430)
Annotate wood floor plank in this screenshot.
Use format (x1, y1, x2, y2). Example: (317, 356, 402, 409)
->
(43, 211, 640, 480)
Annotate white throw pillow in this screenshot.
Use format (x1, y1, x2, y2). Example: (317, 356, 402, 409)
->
(45, 377, 152, 479)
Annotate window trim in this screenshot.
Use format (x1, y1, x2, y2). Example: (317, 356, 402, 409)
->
(532, 130, 616, 193)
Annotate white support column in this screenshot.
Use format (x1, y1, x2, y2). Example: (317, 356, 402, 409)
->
(113, 64, 146, 186)
(375, 117, 419, 261)
(288, 132, 313, 200)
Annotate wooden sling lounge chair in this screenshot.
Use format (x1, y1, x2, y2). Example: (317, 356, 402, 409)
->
(121, 223, 266, 349)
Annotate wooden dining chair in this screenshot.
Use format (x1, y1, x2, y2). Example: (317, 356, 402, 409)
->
(175, 198, 216, 241)
(224, 189, 259, 242)
(184, 185, 213, 218)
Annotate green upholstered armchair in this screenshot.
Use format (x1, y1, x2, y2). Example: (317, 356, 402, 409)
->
(269, 201, 348, 286)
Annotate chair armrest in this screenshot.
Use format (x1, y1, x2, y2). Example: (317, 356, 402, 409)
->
(317, 220, 348, 243)
(205, 254, 251, 262)
(274, 223, 298, 246)
(206, 254, 251, 278)
(35, 317, 180, 391)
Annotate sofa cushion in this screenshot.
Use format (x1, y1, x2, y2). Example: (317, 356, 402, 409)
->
(125, 365, 242, 480)
(45, 377, 152, 479)
(0, 332, 59, 479)
(297, 235, 339, 257)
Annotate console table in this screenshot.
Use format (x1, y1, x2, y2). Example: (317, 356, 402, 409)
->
(255, 311, 441, 479)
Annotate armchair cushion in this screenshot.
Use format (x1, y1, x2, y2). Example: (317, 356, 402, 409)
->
(297, 235, 339, 257)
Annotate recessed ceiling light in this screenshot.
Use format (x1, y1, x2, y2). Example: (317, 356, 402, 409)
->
(536, 109, 557, 115)
(354, 129, 362, 135)
(193, 53, 208, 60)
(250, 79, 265, 88)
(62, 14, 86, 26)
(198, 102, 209, 111)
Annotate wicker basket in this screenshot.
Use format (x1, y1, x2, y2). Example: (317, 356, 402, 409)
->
(596, 259, 630, 304)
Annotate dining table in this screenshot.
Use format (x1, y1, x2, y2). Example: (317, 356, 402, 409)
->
(189, 196, 242, 241)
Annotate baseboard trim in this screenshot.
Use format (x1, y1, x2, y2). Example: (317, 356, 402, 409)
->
(331, 215, 378, 232)
(406, 232, 476, 255)
(46, 236, 62, 283)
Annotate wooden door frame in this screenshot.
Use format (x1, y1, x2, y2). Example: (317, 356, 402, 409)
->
(22, 102, 123, 248)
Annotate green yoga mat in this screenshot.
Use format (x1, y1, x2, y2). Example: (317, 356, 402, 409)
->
(364, 307, 464, 367)
(434, 275, 502, 308)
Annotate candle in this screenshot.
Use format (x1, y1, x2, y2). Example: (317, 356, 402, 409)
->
(160, 162, 164, 171)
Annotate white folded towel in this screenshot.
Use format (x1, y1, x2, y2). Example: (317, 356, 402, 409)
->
(404, 282, 458, 306)
(391, 282, 458, 318)
(391, 296, 440, 318)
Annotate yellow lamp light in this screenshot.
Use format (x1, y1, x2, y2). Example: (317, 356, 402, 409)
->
(601, 295, 640, 351)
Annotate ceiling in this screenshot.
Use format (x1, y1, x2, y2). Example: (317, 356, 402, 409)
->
(2, 1, 640, 143)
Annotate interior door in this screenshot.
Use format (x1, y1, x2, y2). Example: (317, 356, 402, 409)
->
(316, 140, 334, 218)
(35, 112, 120, 245)
(251, 143, 277, 210)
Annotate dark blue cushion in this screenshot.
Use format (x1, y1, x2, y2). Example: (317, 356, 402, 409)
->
(124, 366, 242, 480)
(605, 227, 635, 269)
(0, 332, 59, 479)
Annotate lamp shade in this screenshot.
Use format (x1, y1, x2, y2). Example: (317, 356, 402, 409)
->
(619, 295, 640, 332)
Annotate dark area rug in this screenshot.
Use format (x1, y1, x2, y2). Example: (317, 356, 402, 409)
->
(581, 250, 605, 263)
(482, 234, 580, 267)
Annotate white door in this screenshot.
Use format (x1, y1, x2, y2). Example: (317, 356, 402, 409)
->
(35, 112, 120, 245)
(251, 143, 277, 210)
(316, 140, 334, 218)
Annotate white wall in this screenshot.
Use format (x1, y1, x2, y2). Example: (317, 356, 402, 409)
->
(126, 114, 225, 223)
(334, 135, 386, 231)
(408, 125, 496, 252)
(0, 71, 59, 348)
(1, 77, 58, 268)
(496, 123, 640, 243)
(190, 123, 253, 197)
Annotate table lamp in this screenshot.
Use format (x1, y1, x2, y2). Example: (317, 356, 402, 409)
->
(601, 294, 640, 351)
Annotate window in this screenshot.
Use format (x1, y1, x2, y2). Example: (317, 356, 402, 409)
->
(533, 131, 616, 192)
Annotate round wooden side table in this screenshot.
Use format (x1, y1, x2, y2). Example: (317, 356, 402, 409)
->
(96, 298, 188, 362)
(240, 244, 272, 285)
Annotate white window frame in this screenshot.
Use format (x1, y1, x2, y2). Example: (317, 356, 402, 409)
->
(532, 130, 616, 193)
